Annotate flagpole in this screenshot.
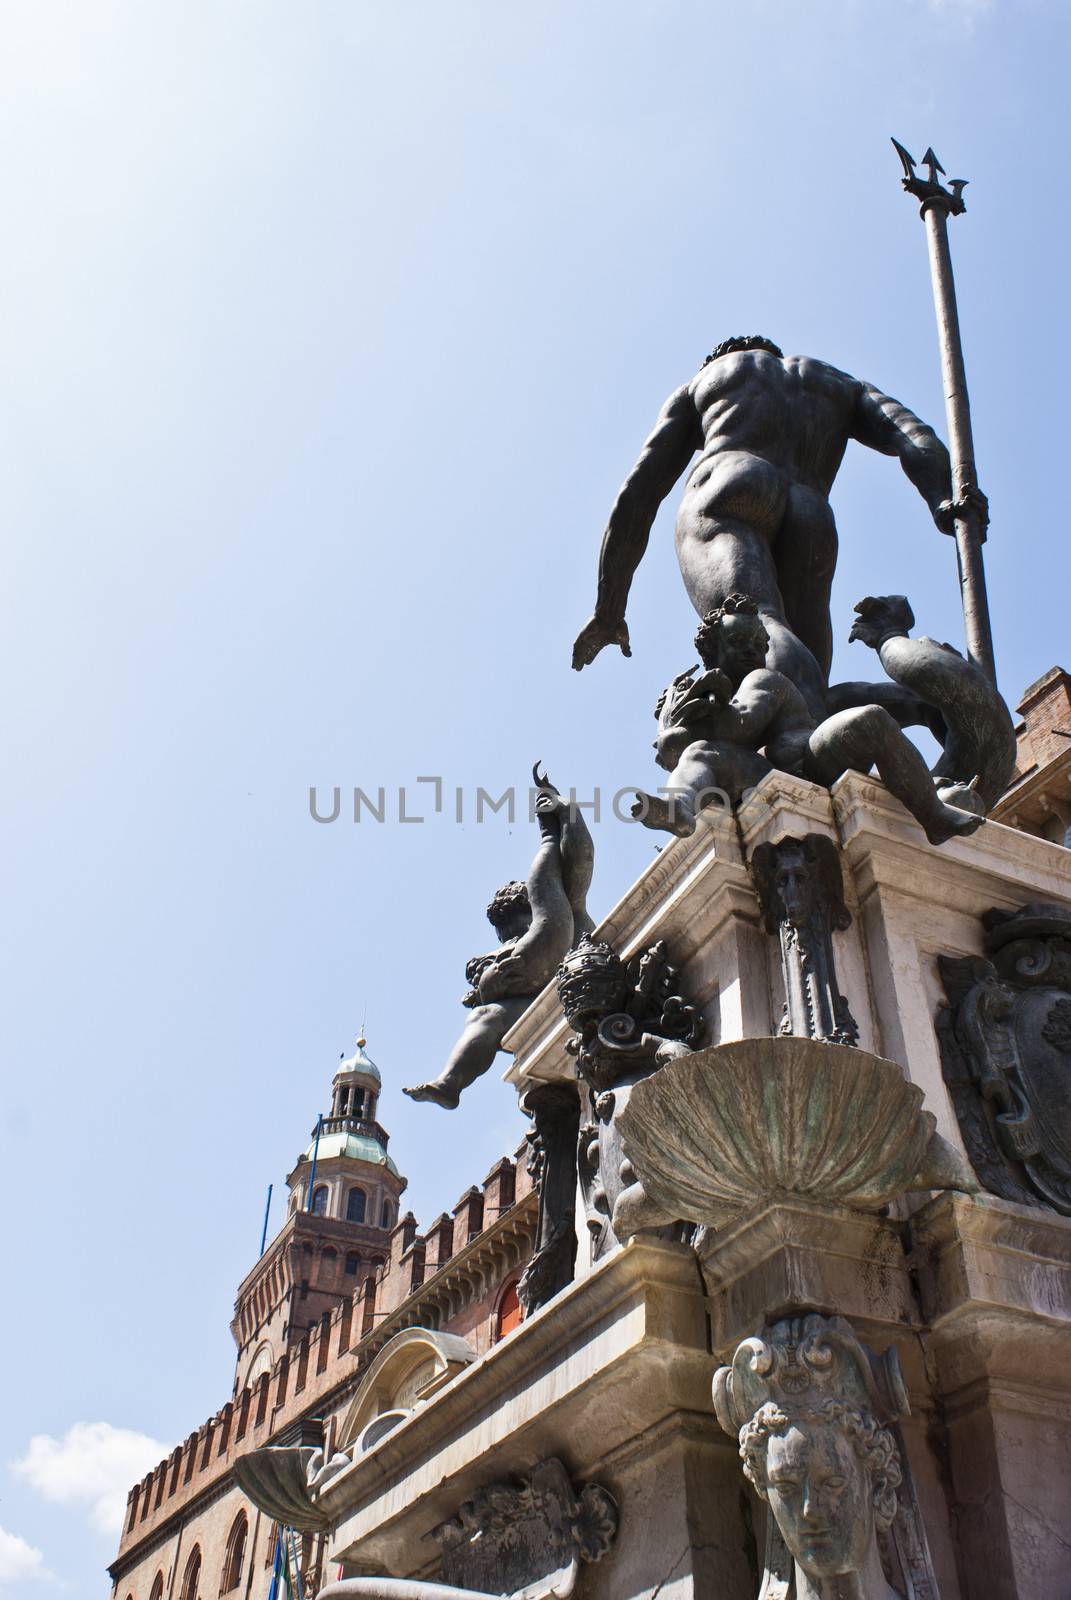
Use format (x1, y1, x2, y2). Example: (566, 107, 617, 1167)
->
(259, 1183, 273, 1257)
(305, 1115, 324, 1212)
(267, 1529, 283, 1600)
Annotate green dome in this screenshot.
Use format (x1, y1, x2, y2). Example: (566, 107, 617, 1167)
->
(305, 1128, 399, 1177)
(337, 1036, 381, 1085)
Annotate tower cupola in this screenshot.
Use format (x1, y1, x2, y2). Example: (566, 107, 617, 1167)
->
(330, 1035, 382, 1122)
(288, 1034, 404, 1222)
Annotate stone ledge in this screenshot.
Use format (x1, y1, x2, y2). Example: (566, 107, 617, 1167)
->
(697, 1199, 917, 1352)
(320, 1238, 712, 1572)
(909, 1191, 1071, 1326)
(909, 1191, 1071, 1397)
(831, 770, 1071, 914)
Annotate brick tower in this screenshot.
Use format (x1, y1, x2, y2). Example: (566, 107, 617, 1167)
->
(230, 1037, 407, 1389)
(991, 664, 1071, 845)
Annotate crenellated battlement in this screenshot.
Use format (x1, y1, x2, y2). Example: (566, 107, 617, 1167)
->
(115, 1144, 536, 1561)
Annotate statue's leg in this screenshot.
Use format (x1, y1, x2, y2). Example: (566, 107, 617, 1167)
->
(805, 706, 984, 846)
(517, 827, 579, 985)
(558, 808, 595, 939)
(676, 515, 827, 719)
(826, 679, 949, 744)
(634, 742, 769, 836)
(775, 484, 838, 687)
(403, 998, 528, 1108)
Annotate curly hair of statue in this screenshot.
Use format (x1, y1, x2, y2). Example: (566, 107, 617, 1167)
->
(739, 1398, 902, 1530)
(701, 335, 784, 367)
(693, 592, 763, 663)
(485, 880, 530, 927)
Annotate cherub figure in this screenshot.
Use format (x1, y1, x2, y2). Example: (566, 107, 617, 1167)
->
(634, 594, 984, 847)
(404, 768, 593, 1109)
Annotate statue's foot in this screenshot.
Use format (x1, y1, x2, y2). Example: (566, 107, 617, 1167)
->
(924, 804, 985, 847)
(402, 1081, 461, 1109)
(936, 778, 986, 817)
(631, 792, 696, 838)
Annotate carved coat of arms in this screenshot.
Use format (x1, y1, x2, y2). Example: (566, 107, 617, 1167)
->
(937, 902, 1071, 1214)
(433, 1458, 617, 1594)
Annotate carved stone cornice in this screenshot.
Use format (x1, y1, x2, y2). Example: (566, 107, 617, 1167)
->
(320, 1239, 710, 1572)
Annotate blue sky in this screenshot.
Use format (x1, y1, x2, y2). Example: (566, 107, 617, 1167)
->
(1, 1, 1067, 1593)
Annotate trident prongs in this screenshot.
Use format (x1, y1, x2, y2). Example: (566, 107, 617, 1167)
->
(891, 136, 968, 217)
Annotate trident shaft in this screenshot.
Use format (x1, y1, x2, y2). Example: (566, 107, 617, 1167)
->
(892, 138, 997, 686)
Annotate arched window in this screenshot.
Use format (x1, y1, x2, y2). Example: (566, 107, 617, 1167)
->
(381, 1199, 394, 1229)
(346, 1186, 367, 1223)
(221, 1511, 248, 1592)
(149, 1573, 164, 1600)
(311, 1185, 328, 1217)
(345, 1251, 360, 1276)
(179, 1546, 201, 1600)
(288, 1190, 298, 1214)
(496, 1279, 522, 1341)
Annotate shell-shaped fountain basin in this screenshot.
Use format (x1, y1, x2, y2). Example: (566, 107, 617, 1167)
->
(617, 1036, 975, 1224)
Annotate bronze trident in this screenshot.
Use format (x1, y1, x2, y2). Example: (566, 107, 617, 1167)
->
(892, 137, 997, 687)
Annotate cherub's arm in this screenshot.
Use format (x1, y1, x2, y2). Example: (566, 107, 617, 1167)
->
(717, 671, 794, 745)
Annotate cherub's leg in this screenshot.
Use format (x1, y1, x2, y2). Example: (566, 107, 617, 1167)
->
(558, 807, 595, 940)
(403, 998, 528, 1108)
(633, 742, 749, 837)
(514, 811, 577, 986)
(806, 706, 984, 847)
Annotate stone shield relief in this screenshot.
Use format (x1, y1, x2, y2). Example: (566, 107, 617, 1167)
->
(936, 901, 1071, 1214)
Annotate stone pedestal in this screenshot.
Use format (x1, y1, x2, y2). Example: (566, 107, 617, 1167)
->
(304, 776, 1071, 1600)
(910, 1192, 1071, 1600)
(321, 1238, 757, 1599)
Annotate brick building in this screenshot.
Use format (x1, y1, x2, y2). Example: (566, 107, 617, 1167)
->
(991, 664, 1071, 846)
(107, 1039, 536, 1600)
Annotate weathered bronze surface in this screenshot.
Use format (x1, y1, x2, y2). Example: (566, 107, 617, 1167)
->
(635, 595, 986, 845)
(405, 768, 593, 1109)
(573, 337, 956, 718)
(517, 1082, 580, 1314)
(618, 1039, 975, 1228)
(556, 933, 704, 1259)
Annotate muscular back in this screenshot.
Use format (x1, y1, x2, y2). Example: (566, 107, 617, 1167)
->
(574, 338, 951, 704)
(687, 351, 860, 509)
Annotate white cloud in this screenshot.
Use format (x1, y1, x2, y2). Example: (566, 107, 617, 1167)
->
(0, 1525, 51, 1586)
(12, 1422, 170, 1538)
